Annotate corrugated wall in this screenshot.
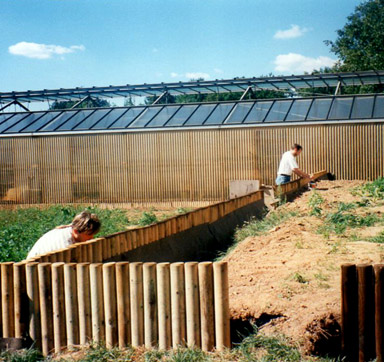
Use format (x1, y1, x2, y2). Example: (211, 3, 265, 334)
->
(0, 123, 383, 205)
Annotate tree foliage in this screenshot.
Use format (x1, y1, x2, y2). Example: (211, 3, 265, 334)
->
(326, 0, 384, 71)
(49, 97, 111, 110)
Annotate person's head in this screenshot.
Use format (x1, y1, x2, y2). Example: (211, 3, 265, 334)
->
(291, 143, 303, 157)
(71, 211, 101, 243)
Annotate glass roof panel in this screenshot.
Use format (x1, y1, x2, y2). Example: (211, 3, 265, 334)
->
(22, 111, 62, 132)
(373, 95, 384, 118)
(109, 107, 145, 128)
(56, 110, 95, 131)
(328, 97, 353, 119)
(225, 102, 255, 124)
(5, 112, 47, 133)
(39, 111, 78, 132)
(285, 99, 312, 121)
(75, 109, 112, 130)
(129, 106, 163, 128)
(244, 101, 273, 123)
(351, 96, 375, 119)
(92, 108, 128, 129)
(265, 100, 293, 122)
(0, 113, 31, 133)
(306, 98, 332, 120)
(204, 103, 235, 125)
(165, 105, 199, 126)
(146, 106, 180, 127)
(0, 113, 15, 125)
(184, 104, 216, 126)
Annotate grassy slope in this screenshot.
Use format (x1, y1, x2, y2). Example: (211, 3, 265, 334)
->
(0, 206, 187, 262)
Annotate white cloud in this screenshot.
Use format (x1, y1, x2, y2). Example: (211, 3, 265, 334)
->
(185, 72, 210, 80)
(274, 53, 336, 73)
(8, 41, 85, 59)
(170, 72, 179, 78)
(274, 25, 309, 40)
(213, 68, 223, 74)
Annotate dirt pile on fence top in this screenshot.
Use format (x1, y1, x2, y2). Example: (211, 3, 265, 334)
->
(224, 180, 384, 351)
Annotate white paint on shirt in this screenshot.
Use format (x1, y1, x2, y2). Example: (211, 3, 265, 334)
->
(277, 151, 299, 176)
(27, 227, 74, 259)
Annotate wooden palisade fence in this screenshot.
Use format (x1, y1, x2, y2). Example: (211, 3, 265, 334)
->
(0, 171, 326, 355)
(341, 263, 384, 362)
(1, 261, 230, 356)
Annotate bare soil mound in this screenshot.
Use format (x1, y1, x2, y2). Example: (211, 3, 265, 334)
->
(224, 180, 384, 354)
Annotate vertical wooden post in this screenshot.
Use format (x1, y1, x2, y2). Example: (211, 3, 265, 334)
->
(14, 262, 28, 338)
(103, 262, 118, 348)
(1, 263, 14, 338)
(130, 262, 144, 347)
(26, 262, 41, 350)
(157, 263, 171, 350)
(64, 263, 79, 349)
(38, 263, 54, 356)
(171, 262, 186, 348)
(52, 263, 66, 354)
(198, 262, 215, 352)
(77, 263, 92, 345)
(90, 264, 105, 343)
(341, 264, 359, 362)
(185, 262, 200, 348)
(357, 264, 375, 362)
(375, 264, 384, 362)
(92, 238, 103, 263)
(143, 262, 157, 348)
(116, 262, 130, 348)
(213, 262, 230, 350)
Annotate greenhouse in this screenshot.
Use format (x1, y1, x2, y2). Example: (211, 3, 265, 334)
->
(0, 71, 383, 205)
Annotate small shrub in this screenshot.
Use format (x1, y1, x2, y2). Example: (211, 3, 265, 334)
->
(138, 211, 158, 226)
(354, 177, 384, 200)
(308, 191, 324, 216)
(291, 272, 308, 284)
(337, 202, 356, 212)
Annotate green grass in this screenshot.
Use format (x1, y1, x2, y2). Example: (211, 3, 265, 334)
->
(317, 210, 379, 238)
(0, 205, 132, 262)
(0, 348, 44, 362)
(308, 191, 324, 216)
(354, 177, 384, 200)
(137, 211, 158, 226)
(366, 230, 384, 244)
(215, 210, 298, 261)
(0, 332, 343, 362)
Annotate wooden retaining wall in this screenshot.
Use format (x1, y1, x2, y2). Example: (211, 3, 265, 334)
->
(341, 264, 384, 362)
(1, 261, 230, 355)
(0, 123, 381, 205)
(0, 171, 325, 355)
(27, 170, 326, 265)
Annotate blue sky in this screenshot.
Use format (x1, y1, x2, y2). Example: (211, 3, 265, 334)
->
(0, 0, 362, 93)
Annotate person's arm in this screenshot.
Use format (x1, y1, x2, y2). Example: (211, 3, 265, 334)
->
(293, 168, 311, 179)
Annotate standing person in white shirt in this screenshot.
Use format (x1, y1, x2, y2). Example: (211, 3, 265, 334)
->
(275, 144, 312, 185)
(26, 211, 101, 259)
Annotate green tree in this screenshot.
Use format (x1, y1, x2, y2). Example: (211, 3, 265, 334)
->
(49, 97, 111, 110)
(325, 0, 384, 71)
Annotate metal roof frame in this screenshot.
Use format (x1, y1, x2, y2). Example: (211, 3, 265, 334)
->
(0, 70, 383, 103)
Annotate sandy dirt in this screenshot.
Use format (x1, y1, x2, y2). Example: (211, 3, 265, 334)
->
(224, 180, 384, 352)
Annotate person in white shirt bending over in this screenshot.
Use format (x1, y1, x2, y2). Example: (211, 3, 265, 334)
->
(27, 211, 100, 259)
(276, 144, 312, 185)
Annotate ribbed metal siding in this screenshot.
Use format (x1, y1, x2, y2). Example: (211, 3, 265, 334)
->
(0, 123, 382, 204)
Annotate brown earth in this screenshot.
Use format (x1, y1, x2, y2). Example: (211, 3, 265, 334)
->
(224, 180, 384, 354)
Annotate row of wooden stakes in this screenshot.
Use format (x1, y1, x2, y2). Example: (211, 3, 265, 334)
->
(27, 170, 327, 265)
(1, 261, 229, 356)
(27, 190, 265, 264)
(341, 263, 384, 362)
